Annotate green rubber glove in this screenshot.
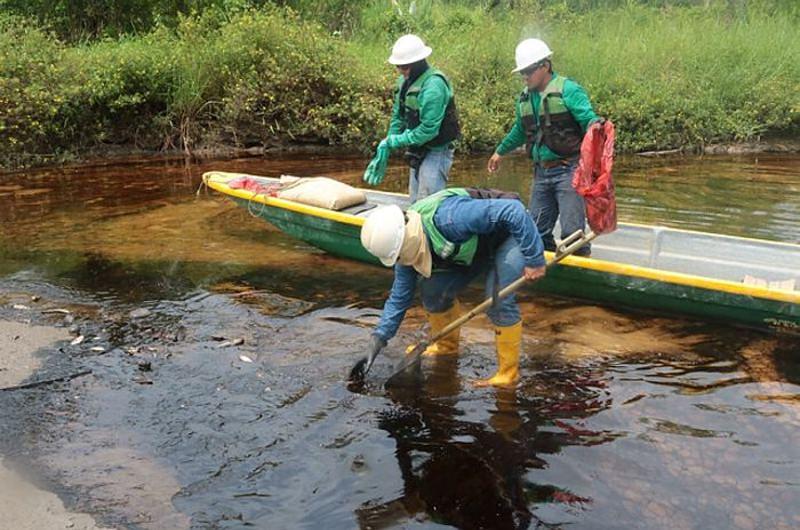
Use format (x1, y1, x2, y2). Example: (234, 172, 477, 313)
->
(363, 157, 382, 185)
(363, 140, 390, 186)
(385, 134, 405, 151)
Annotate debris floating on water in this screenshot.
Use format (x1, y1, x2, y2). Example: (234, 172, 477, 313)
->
(217, 338, 245, 349)
(129, 308, 152, 319)
(71, 335, 85, 346)
(42, 308, 71, 315)
(351, 454, 367, 472)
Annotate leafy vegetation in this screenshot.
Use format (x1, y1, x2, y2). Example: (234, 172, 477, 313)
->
(0, 1, 798, 167)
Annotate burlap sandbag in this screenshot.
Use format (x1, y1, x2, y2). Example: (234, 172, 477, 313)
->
(277, 176, 366, 210)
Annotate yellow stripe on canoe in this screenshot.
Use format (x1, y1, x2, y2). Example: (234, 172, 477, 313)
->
(204, 171, 800, 306)
(204, 171, 366, 227)
(558, 253, 800, 305)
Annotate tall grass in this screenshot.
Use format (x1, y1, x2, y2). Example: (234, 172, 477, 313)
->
(563, 4, 800, 149)
(0, 2, 797, 167)
(354, 1, 800, 151)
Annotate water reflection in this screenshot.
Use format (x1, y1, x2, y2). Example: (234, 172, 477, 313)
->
(361, 360, 613, 529)
(2, 152, 800, 250)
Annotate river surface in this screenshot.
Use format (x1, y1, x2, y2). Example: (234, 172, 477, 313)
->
(0, 153, 798, 529)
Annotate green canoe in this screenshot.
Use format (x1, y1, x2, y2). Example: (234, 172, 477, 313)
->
(203, 171, 800, 334)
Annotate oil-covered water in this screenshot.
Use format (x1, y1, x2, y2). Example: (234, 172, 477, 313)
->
(0, 153, 798, 529)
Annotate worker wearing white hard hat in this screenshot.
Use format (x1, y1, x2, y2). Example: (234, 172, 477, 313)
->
(488, 38, 602, 257)
(359, 188, 547, 388)
(363, 34, 461, 202)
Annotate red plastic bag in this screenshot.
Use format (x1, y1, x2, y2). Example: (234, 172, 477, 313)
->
(228, 176, 281, 197)
(572, 120, 617, 234)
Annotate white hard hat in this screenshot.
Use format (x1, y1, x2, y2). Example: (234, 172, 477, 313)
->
(360, 205, 406, 267)
(388, 34, 432, 65)
(512, 38, 553, 73)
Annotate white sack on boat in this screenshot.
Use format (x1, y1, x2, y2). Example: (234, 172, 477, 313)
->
(278, 176, 366, 211)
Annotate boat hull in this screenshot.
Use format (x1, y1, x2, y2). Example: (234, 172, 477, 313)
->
(207, 172, 800, 334)
(231, 196, 380, 265)
(538, 265, 799, 333)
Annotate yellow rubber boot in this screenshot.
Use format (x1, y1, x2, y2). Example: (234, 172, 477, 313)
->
(474, 322, 522, 387)
(422, 301, 462, 356)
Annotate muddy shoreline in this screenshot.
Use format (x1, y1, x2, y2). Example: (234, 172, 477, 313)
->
(4, 136, 800, 172)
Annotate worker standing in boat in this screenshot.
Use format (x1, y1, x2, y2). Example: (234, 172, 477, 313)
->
(363, 34, 461, 202)
(487, 38, 600, 257)
(359, 189, 546, 387)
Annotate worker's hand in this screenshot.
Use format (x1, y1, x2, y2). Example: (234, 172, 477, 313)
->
(363, 141, 391, 185)
(363, 156, 382, 185)
(487, 152, 502, 174)
(523, 265, 546, 282)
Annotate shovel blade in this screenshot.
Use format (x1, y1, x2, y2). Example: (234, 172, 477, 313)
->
(384, 342, 427, 388)
(384, 360, 422, 388)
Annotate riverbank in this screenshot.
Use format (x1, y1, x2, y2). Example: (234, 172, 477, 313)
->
(0, 319, 110, 530)
(1, 2, 797, 169)
(7, 135, 800, 176)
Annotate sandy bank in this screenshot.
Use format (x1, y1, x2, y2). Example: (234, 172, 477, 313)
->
(0, 319, 111, 530)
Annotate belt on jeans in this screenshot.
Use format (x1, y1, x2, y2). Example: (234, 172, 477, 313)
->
(537, 157, 576, 169)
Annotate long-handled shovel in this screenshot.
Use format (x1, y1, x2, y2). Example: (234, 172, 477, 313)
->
(348, 229, 597, 386)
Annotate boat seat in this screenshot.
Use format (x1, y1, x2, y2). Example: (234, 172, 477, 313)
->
(742, 275, 797, 291)
(340, 202, 378, 216)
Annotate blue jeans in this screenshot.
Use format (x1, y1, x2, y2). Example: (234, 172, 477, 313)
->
(529, 160, 590, 255)
(409, 148, 454, 202)
(418, 236, 524, 327)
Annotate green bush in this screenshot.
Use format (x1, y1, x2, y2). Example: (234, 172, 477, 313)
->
(0, 17, 180, 164)
(175, 8, 389, 150)
(61, 30, 178, 148)
(0, 8, 391, 165)
(0, 18, 70, 165)
(0, 0, 257, 40)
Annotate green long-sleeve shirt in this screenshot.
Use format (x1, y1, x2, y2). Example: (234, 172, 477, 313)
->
(495, 73, 598, 162)
(387, 73, 452, 152)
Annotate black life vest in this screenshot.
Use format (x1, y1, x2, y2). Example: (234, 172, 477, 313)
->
(518, 75, 583, 158)
(398, 67, 461, 149)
